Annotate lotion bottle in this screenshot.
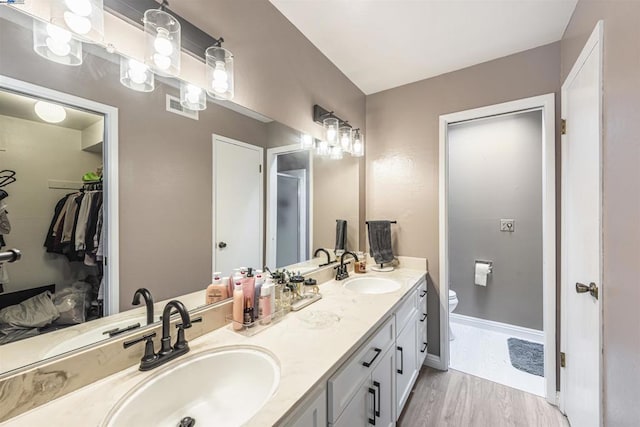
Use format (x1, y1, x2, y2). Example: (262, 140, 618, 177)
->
(232, 282, 244, 331)
(206, 272, 228, 304)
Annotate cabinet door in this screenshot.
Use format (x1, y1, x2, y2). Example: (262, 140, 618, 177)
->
(290, 386, 327, 427)
(417, 320, 428, 366)
(396, 318, 418, 415)
(333, 380, 373, 427)
(371, 347, 395, 427)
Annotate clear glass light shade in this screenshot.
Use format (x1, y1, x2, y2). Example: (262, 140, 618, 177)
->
(323, 117, 339, 144)
(330, 145, 344, 160)
(33, 20, 83, 66)
(144, 9, 181, 77)
(339, 125, 353, 153)
(50, 0, 104, 42)
(352, 129, 365, 157)
(120, 57, 155, 92)
(205, 46, 234, 100)
(316, 140, 330, 157)
(180, 82, 207, 111)
(300, 134, 314, 150)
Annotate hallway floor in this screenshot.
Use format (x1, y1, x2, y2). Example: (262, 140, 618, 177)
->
(398, 367, 568, 427)
(449, 319, 545, 396)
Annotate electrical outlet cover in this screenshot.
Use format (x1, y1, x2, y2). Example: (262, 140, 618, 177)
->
(500, 219, 515, 232)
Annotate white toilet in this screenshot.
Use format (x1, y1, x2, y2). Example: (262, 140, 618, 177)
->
(448, 289, 459, 341)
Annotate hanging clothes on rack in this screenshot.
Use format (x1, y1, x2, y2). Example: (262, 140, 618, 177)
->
(0, 170, 16, 292)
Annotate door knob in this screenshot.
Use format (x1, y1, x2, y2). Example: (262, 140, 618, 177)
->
(575, 282, 599, 300)
(218, 241, 227, 249)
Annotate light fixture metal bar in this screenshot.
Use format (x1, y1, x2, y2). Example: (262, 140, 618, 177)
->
(104, 0, 222, 61)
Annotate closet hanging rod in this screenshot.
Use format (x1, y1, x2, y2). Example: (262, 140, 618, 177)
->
(365, 221, 397, 224)
(0, 249, 22, 263)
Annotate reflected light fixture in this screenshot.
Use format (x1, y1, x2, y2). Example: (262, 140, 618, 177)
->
(205, 40, 234, 101)
(330, 145, 344, 160)
(316, 140, 330, 157)
(120, 57, 155, 92)
(301, 133, 314, 150)
(144, 1, 181, 76)
(33, 20, 83, 66)
(180, 82, 207, 111)
(352, 128, 365, 157)
(50, 0, 104, 42)
(34, 100, 67, 123)
(339, 123, 353, 153)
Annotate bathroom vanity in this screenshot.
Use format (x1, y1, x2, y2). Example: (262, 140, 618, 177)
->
(1, 258, 427, 426)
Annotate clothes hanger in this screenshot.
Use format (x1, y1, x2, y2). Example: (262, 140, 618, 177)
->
(0, 176, 16, 188)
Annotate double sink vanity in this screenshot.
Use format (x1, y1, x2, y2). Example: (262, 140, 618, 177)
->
(1, 258, 428, 426)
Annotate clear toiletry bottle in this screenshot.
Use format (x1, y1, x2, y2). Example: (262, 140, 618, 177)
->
(259, 285, 272, 325)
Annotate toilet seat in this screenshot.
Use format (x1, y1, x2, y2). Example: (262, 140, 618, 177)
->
(449, 290, 457, 300)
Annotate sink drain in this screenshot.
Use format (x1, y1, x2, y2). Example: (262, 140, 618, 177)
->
(178, 416, 196, 427)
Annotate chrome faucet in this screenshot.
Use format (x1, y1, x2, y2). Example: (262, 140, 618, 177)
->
(131, 288, 154, 325)
(123, 300, 202, 371)
(314, 248, 336, 267)
(335, 251, 359, 281)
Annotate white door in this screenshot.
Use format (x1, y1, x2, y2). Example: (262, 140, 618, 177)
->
(561, 22, 602, 427)
(276, 173, 301, 267)
(213, 135, 263, 274)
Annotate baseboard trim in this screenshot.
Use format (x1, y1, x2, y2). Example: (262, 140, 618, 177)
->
(425, 353, 447, 371)
(450, 313, 544, 343)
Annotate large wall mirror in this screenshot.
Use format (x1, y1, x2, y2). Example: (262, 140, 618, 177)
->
(0, 8, 361, 375)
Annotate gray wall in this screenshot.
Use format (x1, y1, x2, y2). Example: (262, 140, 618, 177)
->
(448, 110, 543, 330)
(561, 1, 640, 425)
(366, 42, 561, 356)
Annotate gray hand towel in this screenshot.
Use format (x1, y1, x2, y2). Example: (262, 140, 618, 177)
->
(367, 221, 394, 264)
(335, 220, 347, 251)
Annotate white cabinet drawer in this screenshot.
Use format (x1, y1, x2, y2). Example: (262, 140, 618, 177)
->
(417, 280, 427, 306)
(418, 320, 428, 365)
(328, 316, 395, 423)
(395, 290, 418, 336)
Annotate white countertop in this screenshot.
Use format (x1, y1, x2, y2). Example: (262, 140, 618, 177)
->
(1, 265, 426, 427)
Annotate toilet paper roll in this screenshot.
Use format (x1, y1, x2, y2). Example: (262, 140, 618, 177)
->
(475, 262, 491, 286)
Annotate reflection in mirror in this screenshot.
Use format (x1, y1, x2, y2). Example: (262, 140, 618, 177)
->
(0, 7, 360, 376)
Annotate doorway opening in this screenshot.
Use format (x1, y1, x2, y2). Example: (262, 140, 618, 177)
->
(266, 145, 312, 269)
(438, 94, 556, 402)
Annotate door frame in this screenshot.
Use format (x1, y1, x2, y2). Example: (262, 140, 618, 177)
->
(211, 134, 264, 274)
(437, 93, 557, 404)
(265, 144, 313, 268)
(559, 20, 604, 421)
(0, 74, 120, 315)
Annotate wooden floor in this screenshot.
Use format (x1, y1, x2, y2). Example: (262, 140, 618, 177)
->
(398, 367, 569, 427)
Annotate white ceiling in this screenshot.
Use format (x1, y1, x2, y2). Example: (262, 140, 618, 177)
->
(270, 0, 578, 94)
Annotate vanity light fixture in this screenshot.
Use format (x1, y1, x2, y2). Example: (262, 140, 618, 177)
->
(323, 115, 339, 145)
(301, 133, 314, 150)
(339, 123, 353, 153)
(34, 100, 67, 123)
(205, 40, 234, 101)
(313, 104, 364, 159)
(180, 82, 207, 111)
(32, 20, 83, 66)
(120, 57, 155, 92)
(50, 0, 104, 42)
(352, 128, 365, 157)
(144, 1, 181, 77)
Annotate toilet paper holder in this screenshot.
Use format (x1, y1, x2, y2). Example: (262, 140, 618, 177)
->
(475, 260, 493, 273)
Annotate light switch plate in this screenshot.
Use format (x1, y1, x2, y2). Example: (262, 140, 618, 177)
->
(500, 219, 515, 232)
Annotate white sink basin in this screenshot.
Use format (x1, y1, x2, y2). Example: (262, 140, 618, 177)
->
(103, 347, 280, 427)
(44, 316, 147, 358)
(343, 277, 402, 294)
